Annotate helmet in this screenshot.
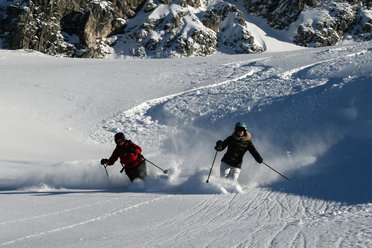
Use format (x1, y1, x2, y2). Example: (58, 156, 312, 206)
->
(235, 122, 247, 131)
(114, 132, 125, 141)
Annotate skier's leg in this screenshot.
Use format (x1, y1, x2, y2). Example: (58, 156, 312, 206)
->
(137, 162, 147, 180)
(126, 162, 147, 181)
(229, 167, 241, 181)
(220, 161, 231, 178)
(125, 169, 136, 182)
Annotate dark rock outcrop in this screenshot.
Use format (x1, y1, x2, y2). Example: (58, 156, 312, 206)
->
(0, 0, 371, 57)
(243, 0, 372, 47)
(0, 0, 263, 57)
(0, 0, 144, 57)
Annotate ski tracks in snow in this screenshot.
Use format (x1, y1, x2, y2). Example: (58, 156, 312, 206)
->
(88, 46, 365, 150)
(120, 187, 370, 247)
(1, 188, 370, 247)
(0, 196, 122, 226)
(0, 194, 171, 246)
(88, 57, 268, 147)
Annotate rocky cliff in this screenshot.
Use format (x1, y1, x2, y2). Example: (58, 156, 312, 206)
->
(0, 0, 262, 57)
(0, 0, 145, 57)
(244, 0, 372, 47)
(0, 0, 371, 58)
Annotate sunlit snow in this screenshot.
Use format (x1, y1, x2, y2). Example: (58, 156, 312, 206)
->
(0, 24, 371, 248)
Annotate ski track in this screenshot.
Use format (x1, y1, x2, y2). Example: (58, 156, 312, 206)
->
(0, 196, 122, 226)
(1, 188, 371, 247)
(105, 186, 369, 247)
(0, 195, 171, 246)
(88, 57, 267, 146)
(87, 44, 371, 151)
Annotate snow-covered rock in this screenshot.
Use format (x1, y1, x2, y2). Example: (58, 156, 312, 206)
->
(0, 0, 142, 58)
(0, 0, 261, 57)
(101, 0, 263, 57)
(0, 0, 371, 57)
(244, 0, 372, 47)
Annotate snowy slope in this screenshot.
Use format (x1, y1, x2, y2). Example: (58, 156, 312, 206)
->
(0, 40, 372, 247)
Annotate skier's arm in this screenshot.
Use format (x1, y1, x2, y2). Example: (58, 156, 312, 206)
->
(247, 141, 263, 163)
(107, 149, 120, 166)
(221, 136, 231, 150)
(215, 137, 230, 151)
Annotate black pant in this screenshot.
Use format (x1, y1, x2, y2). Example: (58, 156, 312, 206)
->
(125, 161, 147, 182)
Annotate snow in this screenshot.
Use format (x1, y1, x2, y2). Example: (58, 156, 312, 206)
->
(1, 28, 372, 248)
(228, 0, 302, 52)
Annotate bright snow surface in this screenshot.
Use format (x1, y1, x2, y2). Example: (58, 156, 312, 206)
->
(1, 41, 372, 247)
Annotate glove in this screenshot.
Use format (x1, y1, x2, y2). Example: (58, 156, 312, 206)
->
(100, 159, 109, 165)
(256, 157, 263, 164)
(215, 140, 223, 151)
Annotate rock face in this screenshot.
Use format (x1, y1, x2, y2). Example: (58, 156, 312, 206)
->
(0, 0, 263, 57)
(0, 0, 144, 57)
(113, 0, 262, 57)
(0, 0, 371, 57)
(243, 0, 372, 47)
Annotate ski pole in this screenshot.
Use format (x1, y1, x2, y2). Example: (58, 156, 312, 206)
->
(120, 162, 125, 173)
(103, 164, 109, 177)
(144, 157, 168, 174)
(262, 162, 290, 181)
(206, 150, 218, 183)
(120, 156, 168, 174)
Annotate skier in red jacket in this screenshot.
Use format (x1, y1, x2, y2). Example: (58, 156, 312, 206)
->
(101, 132, 147, 182)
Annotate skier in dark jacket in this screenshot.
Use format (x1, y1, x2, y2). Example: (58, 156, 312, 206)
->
(101, 132, 147, 182)
(215, 122, 263, 181)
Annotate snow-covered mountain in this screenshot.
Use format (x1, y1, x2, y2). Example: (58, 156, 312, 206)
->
(244, 0, 372, 46)
(0, 0, 371, 58)
(0, 31, 371, 247)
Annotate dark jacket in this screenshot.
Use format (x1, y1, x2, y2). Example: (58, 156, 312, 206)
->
(107, 140, 144, 169)
(220, 132, 262, 169)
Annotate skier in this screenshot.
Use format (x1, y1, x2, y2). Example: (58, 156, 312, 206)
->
(214, 122, 263, 181)
(101, 132, 147, 182)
